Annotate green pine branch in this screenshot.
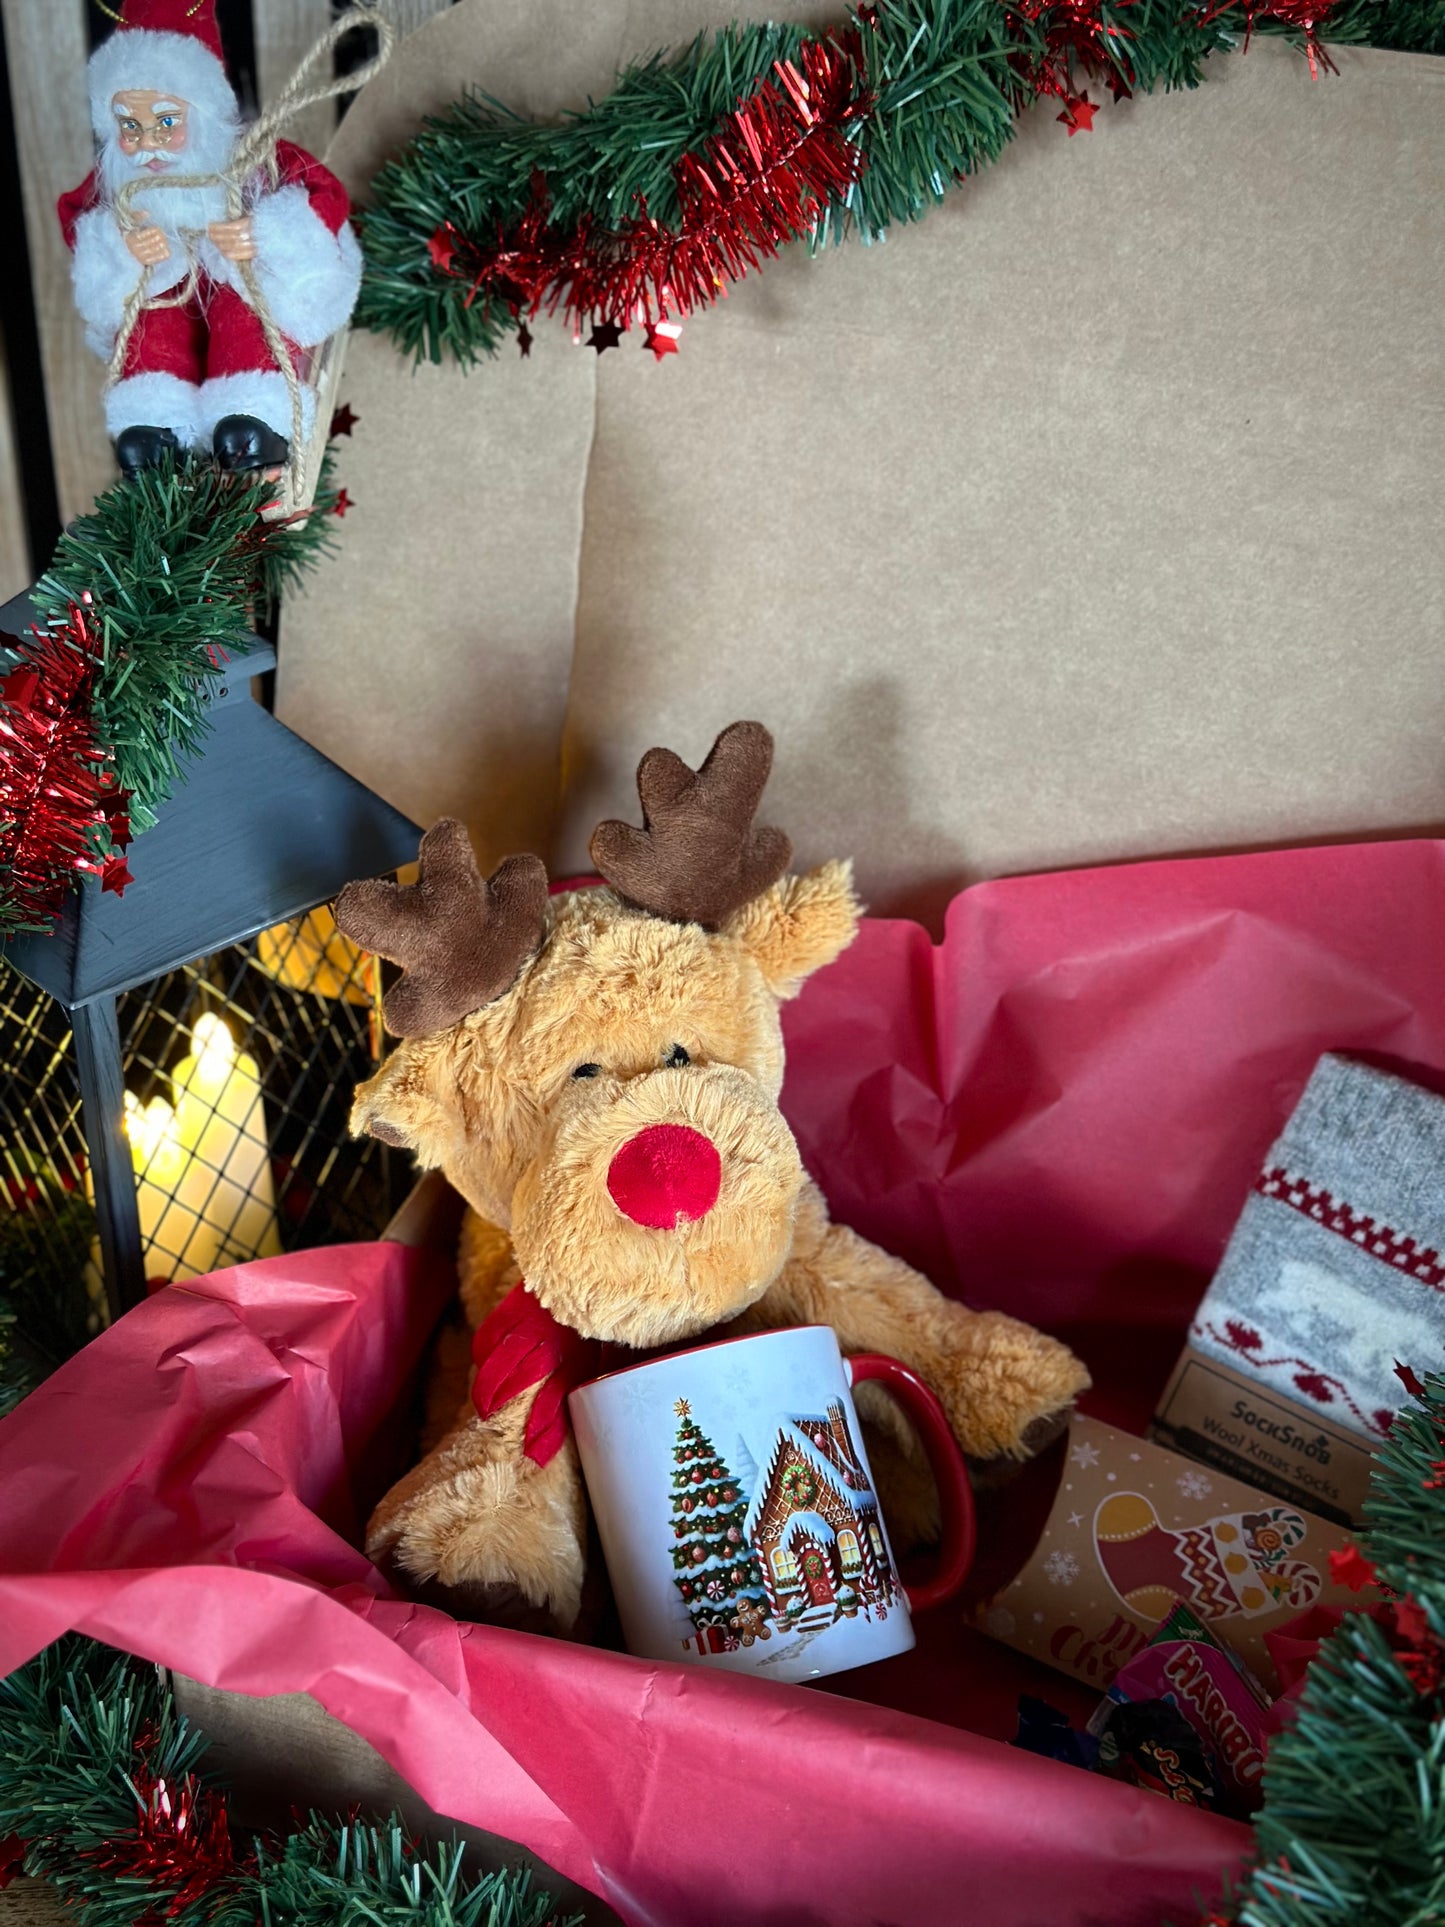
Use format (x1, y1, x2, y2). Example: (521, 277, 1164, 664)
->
(355, 0, 1445, 369)
(0, 1637, 210, 1924)
(213, 1817, 571, 1927)
(0, 1166, 98, 1415)
(1226, 1374, 1445, 1927)
(30, 454, 340, 836)
(0, 1636, 581, 1927)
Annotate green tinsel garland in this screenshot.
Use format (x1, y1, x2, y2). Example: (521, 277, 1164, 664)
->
(0, 1163, 95, 1420)
(0, 454, 342, 934)
(0, 1637, 579, 1927)
(31, 456, 340, 840)
(356, 0, 1445, 368)
(1219, 1371, 1445, 1927)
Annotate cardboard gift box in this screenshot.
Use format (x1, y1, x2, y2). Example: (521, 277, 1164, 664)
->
(972, 1412, 1368, 1695)
(6, 838, 1445, 1925)
(3, 6, 1444, 1923)
(278, 8, 1445, 918)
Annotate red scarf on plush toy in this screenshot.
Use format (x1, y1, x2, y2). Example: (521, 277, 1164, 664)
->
(470, 1283, 607, 1466)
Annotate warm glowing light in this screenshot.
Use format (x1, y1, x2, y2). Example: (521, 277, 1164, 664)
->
(190, 1012, 237, 1082)
(123, 1091, 180, 1174)
(101, 1013, 283, 1284)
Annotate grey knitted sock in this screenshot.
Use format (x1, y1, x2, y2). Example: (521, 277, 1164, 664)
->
(1190, 1053, 1445, 1441)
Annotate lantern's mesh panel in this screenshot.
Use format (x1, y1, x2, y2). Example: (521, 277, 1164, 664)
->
(0, 970, 95, 1373)
(0, 914, 410, 1335)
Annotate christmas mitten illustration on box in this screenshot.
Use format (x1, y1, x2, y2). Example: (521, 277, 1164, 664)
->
(1095, 1492, 1321, 1625)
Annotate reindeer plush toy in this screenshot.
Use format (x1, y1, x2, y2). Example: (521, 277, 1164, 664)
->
(335, 723, 1088, 1631)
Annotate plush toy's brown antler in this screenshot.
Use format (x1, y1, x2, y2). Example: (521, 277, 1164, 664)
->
(589, 721, 792, 928)
(335, 821, 548, 1037)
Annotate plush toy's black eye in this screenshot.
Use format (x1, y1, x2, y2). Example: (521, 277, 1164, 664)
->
(665, 1044, 691, 1068)
(572, 1063, 602, 1079)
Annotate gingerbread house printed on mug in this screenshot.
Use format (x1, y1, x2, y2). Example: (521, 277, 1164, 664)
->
(743, 1403, 902, 1631)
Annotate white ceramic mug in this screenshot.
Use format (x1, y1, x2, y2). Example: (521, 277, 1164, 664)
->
(568, 1324, 976, 1685)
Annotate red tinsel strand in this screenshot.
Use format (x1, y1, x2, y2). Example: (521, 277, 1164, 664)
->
(1396, 1640, 1445, 1698)
(1011, 0, 1336, 107)
(1004, 1, 1142, 105)
(1193, 0, 1339, 76)
(87, 1761, 247, 1917)
(573, 32, 869, 332)
(429, 31, 869, 339)
(0, 603, 129, 932)
(428, 173, 577, 319)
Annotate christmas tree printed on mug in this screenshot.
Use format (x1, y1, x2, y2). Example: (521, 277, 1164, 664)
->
(669, 1399, 769, 1655)
(1094, 1491, 1323, 1625)
(669, 1395, 903, 1659)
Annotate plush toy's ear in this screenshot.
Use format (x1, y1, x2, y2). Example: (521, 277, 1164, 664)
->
(723, 860, 862, 1000)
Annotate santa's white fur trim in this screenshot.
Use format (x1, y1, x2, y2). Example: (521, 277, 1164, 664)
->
(88, 29, 238, 145)
(70, 205, 150, 355)
(199, 370, 315, 445)
(216, 186, 361, 350)
(105, 371, 203, 445)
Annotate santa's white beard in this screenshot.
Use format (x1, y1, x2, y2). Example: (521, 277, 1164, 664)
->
(98, 111, 238, 238)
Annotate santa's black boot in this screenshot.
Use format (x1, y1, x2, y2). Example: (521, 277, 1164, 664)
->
(114, 425, 180, 480)
(213, 415, 290, 473)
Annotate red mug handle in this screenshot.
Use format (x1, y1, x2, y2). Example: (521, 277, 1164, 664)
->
(848, 1354, 977, 1613)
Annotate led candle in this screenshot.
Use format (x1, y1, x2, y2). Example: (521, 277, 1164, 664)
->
(164, 1013, 282, 1280)
(123, 1091, 192, 1277)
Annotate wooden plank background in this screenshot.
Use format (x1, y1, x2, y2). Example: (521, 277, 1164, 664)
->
(0, 315, 28, 601)
(0, 0, 453, 588)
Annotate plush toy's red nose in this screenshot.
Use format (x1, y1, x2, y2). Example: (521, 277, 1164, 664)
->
(607, 1124, 722, 1228)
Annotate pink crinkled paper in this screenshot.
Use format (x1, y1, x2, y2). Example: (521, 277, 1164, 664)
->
(6, 838, 1444, 1926)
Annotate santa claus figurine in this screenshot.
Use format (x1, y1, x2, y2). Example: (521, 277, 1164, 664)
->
(59, 0, 361, 479)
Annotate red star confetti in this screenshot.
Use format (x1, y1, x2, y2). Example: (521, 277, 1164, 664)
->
(332, 489, 353, 519)
(587, 319, 623, 353)
(101, 853, 133, 896)
(0, 1836, 24, 1889)
(105, 794, 133, 850)
(330, 403, 359, 437)
(1394, 1597, 1432, 1647)
(427, 226, 458, 272)
(517, 320, 534, 358)
(1058, 92, 1097, 136)
(1395, 1361, 1428, 1401)
(643, 320, 682, 360)
(1328, 1544, 1378, 1594)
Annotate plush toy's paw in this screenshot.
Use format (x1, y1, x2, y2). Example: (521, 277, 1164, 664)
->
(366, 1414, 586, 1632)
(931, 1308, 1090, 1469)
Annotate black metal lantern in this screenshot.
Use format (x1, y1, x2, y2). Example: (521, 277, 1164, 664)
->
(0, 588, 420, 1332)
